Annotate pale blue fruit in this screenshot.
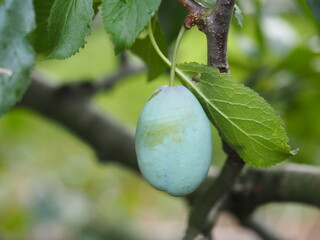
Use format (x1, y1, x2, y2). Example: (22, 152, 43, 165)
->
(135, 85, 212, 196)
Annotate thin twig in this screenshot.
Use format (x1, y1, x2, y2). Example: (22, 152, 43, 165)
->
(55, 53, 145, 97)
(119, 51, 130, 66)
(176, 0, 205, 12)
(92, 63, 145, 92)
(92, 52, 145, 92)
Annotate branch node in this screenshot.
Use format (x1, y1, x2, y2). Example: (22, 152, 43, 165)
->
(177, 0, 209, 30)
(184, 13, 207, 31)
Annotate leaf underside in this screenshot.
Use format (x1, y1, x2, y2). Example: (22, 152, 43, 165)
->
(131, 20, 167, 81)
(101, 0, 162, 54)
(195, 0, 216, 8)
(0, 0, 35, 116)
(178, 63, 295, 168)
(46, 0, 94, 59)
(33, 0, 55, 54)
(307, 0, 320, 22)
(234, 4, 243, 27)
(157, 0, 187, 45)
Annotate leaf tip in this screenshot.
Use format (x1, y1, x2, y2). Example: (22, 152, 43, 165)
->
(290, 148, 299, 156)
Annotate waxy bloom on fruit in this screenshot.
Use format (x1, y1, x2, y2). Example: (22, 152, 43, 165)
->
(135, 85, 212, 196)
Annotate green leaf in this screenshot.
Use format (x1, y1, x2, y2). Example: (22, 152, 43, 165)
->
(0, 0, 35, 116)
(102, 0, 161, 54)
(234, 4, 243, 27)
(131, 20, 167, 81)
(46, 0, 94, 59)
(178, 63, 295, 168)
(158, 0, 187, 45)
(33, 0, 55, 54)
(195, 0, 216, 8)
(307, 0, 320, 22)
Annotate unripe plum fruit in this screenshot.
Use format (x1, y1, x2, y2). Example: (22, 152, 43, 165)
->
(135, 85, 212, 196)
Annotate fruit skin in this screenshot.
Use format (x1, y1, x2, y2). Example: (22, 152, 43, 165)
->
(135, 85, 212, 196)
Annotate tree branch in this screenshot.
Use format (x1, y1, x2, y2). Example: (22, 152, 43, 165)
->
(176, 0, 205, 13)
(17, 82, 320, 238)
(229, 164, 320, 213)
(206, 0, 235, 72)
(58, 55, 145, 97)
(177, 0, 208, 29)
(184, 143, 244, 239)
(91, 62, 145, 92)
(90, 52, 145, 92)
(20, 76, 140, 173)
(230, 163, 320, 240)
(178, 0, 235, 72)
(182, 1, 243, 239)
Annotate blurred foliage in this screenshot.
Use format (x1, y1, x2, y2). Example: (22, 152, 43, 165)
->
(0, 0, 320, 239)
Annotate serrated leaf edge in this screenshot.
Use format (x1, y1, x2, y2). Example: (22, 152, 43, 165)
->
(101, 0, 161, 54)
(45, 0, 93, 60)
(177, 62, 294, 168)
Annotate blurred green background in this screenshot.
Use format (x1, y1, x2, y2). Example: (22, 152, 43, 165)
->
(1, 0, 320, 239)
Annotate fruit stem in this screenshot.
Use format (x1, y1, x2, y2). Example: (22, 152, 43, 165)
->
(147, 22, 171, 67)
(147, 21, 191, 86)
(170, 26, 186, 86)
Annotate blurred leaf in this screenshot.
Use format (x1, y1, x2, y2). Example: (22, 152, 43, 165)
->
(46, 0, 94, 59)
(195, 0, 216, 8)
(0, 206, 28, 236)
(33, 0, 55, 54)
(0, 0, 35, 116)
(131, 20, 167, 81)
(307, 0, 320, 22)
(178, 63, 295, 168)
(296, 0, 320, 34)
(275, 47, 320, 78)
(234, 4, 243, 27)
(158, 0, 187, 45)
(102, 0, 161, 54)
(287, 86, 320, 165)
(254, 0, 266, 57)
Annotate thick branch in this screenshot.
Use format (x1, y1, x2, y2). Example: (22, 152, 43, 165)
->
(183, 1, 243, 239)
(230, 164, 320, 214)
(206, 0, 235, 72)
(20, 77, 139, 173)
(230, 164, 320, 239)
(20, 77, 320, 239)
(177, 0, 234, 71)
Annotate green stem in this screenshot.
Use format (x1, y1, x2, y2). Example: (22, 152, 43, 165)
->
(170, 26, 186, 86)
(147, 22, 171, 67)
(147, 21, 190, 85)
